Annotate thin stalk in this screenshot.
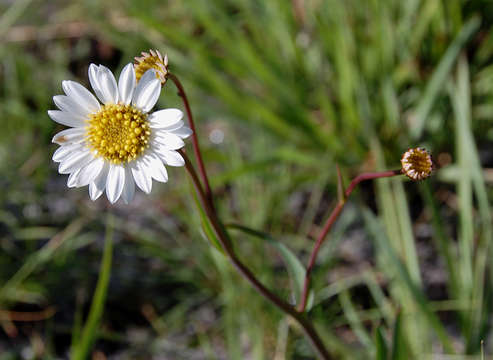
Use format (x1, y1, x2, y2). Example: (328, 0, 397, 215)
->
(298, 170, 402, 312)
(180, 150, 331, 359)
(168, 73, 213, 205)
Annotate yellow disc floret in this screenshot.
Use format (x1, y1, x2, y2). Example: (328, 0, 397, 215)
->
(86, 103, 151, 164)
(134, 49, 168, 84)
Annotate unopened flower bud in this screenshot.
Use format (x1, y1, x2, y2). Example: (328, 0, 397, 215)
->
(400, 147, 433, 181)
(134, 49, 169, 84)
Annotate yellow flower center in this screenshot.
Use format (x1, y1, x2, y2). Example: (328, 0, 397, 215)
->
(134, 52, 168, 84)
(85, 103, 151, 164)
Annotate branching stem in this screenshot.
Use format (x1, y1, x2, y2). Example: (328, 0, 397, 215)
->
(297, 169, 402, 312)
(180, 150, 331, 359)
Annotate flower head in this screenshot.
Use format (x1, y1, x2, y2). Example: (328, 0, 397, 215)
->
(49, 63, 192, 204)
(400, 147, 433, 181)
(134, 49, 168, 85)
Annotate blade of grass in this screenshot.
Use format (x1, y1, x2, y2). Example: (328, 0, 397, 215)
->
(409, 16, 480, 138)
(339, 290, 374, 351)
(393, 179, 423, 282)
(362, 208, 455, 353)
(0, 218, 86, 304)
(450, 55, 493, 351)
(420, 182, 459, 297)
(375, 325, 388, 360)
(391, 311, 406, 360)
(227, 223, 314, 309)
(364, 271, 394, 328)
(0, 0, 34, 38)
(71, 213, 114, 360)
(372, 137, 424, 354)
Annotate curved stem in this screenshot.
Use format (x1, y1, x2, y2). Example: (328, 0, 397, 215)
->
(180, 150, 331, 359)
(168, 73, 213, 205)
(298, 169, 402, 312)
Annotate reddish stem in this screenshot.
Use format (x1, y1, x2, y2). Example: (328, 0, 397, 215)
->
(297, 169, 402, 312)
(180, 150, 331, 359)
(168, 73, 213, 205)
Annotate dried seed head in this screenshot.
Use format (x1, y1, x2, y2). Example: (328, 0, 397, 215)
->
(401, 147, 433, 181)
(134, 49, 169, 84)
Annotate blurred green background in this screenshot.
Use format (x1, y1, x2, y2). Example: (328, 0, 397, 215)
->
(1, 0, 493, 358)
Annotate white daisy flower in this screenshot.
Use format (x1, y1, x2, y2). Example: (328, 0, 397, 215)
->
(49, 63, 192, 204)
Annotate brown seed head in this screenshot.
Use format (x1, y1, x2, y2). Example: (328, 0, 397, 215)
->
(401, 147, 433, 181)
(134, 49, 168, 85)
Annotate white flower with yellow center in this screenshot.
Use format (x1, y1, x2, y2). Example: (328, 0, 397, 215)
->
(49, 63, 192, 204)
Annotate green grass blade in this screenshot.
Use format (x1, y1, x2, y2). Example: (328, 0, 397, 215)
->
(71, 214, 114, 360)
(227, 223, 313, 309)
(363, 208, 455, 353)
(450, 55, 493, 350)
(409, 16, 480, 138)
(375, 325, 388, 360)
(391, 312, 406, 360)
(0, 219, 85, 304)
(339, 290, 374, 352)
(420, 182, 459, 297)
(0, 0, 34, 38)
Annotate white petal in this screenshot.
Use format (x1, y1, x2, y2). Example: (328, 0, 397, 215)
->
(76, 157, 104, 187)
(133, 78, 161, 112)
(144, 153, 168, 183)
(154, 147, 185, 167)
(89, 182, 101, 200)
(52, 127, 86, 145)
(154, 132, 185, 150)
(48, 110, 85, 128)
(152, 120, 185, 132)
(52, 143, 83, 162)
(67, 168, 81, 188)
(89, 162, 109, 200)
(53, 95, 91, 118)
(118, 63, 136, 105)
(149, 109, 184, 129)
(106, 164, 125, 203)
(58, 149, 93, 174)
(131, 160, 152, 194)
(169, 126, 192, 139)
(88, 64, 105, 103)
(136, 69, 157, 90)
(62, 80, 100, 113)
(97, 65, 119, 104)
(121, 167, 135, 204)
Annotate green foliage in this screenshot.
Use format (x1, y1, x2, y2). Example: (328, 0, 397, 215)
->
(1, 0, 493, 358)
(71, 214, 113, 359)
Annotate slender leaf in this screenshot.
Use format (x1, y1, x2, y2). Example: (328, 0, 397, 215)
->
(71, 214, 114, 360)
(375, 325, 388, 360)
(391, 312, 406, 360)
(409, 16, 480, 138)
(227, 223, 313, 309)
